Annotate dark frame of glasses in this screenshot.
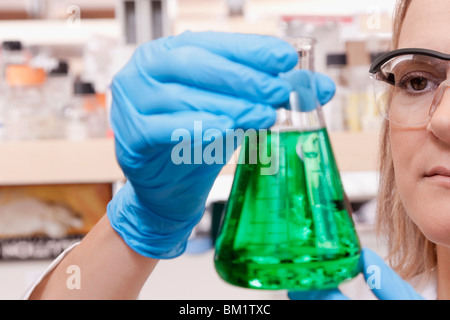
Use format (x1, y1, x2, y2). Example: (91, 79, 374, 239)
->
(369, 48, 450, 75)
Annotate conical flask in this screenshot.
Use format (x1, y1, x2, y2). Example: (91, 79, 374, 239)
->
(214, 37, 361, 290)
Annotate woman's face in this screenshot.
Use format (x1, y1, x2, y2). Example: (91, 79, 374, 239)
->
(391, 0, 450, 246)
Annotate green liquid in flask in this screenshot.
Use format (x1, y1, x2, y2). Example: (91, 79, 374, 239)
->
(214, 128, 361, 290)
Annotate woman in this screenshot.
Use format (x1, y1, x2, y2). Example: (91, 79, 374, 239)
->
(292, 0, 450, 300)
(27, 0, 448, 299)
(375, 0, 449, 299)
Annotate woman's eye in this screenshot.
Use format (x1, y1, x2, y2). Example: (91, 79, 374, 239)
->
(409, 77, 428, 91)
(396, 73, 438, 94)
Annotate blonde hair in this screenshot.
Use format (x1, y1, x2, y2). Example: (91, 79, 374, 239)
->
(376, 0, 437, 282)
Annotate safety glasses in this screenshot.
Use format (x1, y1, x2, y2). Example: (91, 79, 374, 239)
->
(369, 48, 450, 127)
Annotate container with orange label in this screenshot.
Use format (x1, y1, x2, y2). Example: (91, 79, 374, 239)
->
(3, 65, 57, 141)
(62, 81, 108, 140)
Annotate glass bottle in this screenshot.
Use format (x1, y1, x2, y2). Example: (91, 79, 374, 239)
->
(46, 60, 73, 139)
(1, 41, 27, 79)
(4, 65, 56, 141)
(214, 37, 361, 291)
(62, 81, 107, 140)
(324, 53, 348, 131)
(0, 41, 28, 138)
(46, 60, 72, 110)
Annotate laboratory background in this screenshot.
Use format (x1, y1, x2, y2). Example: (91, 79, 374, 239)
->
(0, 0, 394, 299)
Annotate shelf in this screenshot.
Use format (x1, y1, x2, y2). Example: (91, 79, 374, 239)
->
(0, 131, 380, 186)
(329, 130, 380, 172)
(0, 138, 123, 185)
(0, 19, 120, 46)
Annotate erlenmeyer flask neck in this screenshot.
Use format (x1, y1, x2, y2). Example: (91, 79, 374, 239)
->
(273, 37, 325, 131)
(274, 104, 326, 131)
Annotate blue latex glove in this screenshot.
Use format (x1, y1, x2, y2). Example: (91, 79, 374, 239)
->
(106, 31, 336, 259)
(288, 248, 425, 300)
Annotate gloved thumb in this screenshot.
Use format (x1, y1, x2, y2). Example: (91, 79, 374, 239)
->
(361, 248, 424, 300)
(280, 70, 336, 112)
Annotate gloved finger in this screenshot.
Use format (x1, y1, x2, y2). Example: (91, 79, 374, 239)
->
(111, 75, 277, 130)
(141, 45, 291, 106)
(314, 72, 336, 106)
(288, 288, 350, 300)
(114, 111, 239, 205)
(112, 109, 238, 157)
(164, 31, 298, 75)
(361, 248, 424, 300)
(281, 70, 336, 111)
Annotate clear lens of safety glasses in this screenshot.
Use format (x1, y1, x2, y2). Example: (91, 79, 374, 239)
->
(369, 48, 450, 127)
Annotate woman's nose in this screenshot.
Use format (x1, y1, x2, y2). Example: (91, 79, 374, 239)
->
(427, 83, 450, 144)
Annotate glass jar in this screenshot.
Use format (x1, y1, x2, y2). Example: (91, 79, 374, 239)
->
(62, 81, 108, 140)
(4, 65, 56, 141)
(45, 60, 73, 139)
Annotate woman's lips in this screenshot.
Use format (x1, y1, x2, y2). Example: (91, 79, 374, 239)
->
(425, 166, 450, 187)
(425, 166, 450, 177)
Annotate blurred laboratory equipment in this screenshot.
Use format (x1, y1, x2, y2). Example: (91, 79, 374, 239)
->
(323, 53, 348, 131)
(26, 0, 49, 19)
(62, 80, 107, 141)
(45, 60, 72, 138)
(0, 40, 29, 95)
(344, 41, 379, 132)
(214, 38, 361, 290)
(0, 197, 83, 239)
(225, 0, 246, 16)
(116, 0, 174, 44)
(1, 41, 28, 73)
(3, 65, 56, 141)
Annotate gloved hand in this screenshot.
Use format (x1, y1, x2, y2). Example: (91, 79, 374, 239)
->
(288, 248, 425, 300)
(107, 31, 336, 259)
